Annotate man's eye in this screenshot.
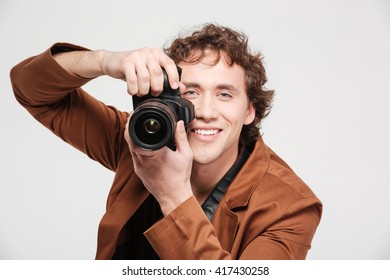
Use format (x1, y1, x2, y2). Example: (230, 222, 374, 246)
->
(218, 92, 233, 99)
(182, 90, 198, 98)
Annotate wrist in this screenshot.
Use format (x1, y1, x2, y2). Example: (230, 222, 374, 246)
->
(81, 49, 107, 78)
(158, 187, 193, 216)
(95, 49, 110, 77)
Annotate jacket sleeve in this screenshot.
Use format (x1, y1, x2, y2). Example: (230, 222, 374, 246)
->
(10, 43, 129, 171)
(144, 196, 231, 259)
(144, 195, 322, 260)
(239, 199, 322, 260)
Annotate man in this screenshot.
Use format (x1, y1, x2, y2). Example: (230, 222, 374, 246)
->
(10, 23, 322, 259)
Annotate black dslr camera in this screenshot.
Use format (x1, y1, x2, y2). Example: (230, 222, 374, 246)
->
(128, 67, 195, 151)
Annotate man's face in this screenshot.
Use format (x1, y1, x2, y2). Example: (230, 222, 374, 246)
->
(178, 52, 255, 166)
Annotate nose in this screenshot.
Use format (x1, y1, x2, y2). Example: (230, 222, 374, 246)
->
(194, 94, 218, 121)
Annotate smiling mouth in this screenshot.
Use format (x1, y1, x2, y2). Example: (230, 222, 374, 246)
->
(192, 129, 221, 136)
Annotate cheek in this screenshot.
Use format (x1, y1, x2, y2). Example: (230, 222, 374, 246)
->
(220, 103, 251, 125)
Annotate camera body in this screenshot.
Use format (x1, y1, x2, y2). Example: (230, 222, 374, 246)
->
(128, 67, 195, 151)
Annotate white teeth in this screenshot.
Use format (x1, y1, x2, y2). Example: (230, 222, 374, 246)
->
(194, 129, 219, 135)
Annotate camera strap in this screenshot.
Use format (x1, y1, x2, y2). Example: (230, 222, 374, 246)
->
(201, 143, 252, 220)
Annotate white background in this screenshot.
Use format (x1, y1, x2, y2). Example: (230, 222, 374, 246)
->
(0, 0, 389, 259)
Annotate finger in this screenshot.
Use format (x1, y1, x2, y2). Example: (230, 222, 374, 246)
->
(134, 64, 151, 96)
(179, 82, 187, 95)
(157, 55, 179, 89)
(174, 120, 192, 154)
(148, 64, 164, 96)
(123, 64, 139, 95)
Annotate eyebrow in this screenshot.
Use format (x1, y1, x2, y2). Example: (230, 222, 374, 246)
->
(183, 82, 238, 92)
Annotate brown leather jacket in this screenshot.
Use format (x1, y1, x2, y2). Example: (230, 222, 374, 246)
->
(10, 43, 322, 259)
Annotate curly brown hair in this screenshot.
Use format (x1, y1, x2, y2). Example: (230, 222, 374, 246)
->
(165, 23, 274, 144)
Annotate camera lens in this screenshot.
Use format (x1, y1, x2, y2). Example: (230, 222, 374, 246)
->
(135, 113, 167, 146)
(143, 118, 161, 134)
(129, 100, 177, 150)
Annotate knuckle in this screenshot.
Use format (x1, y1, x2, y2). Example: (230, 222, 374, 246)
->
(138, 88, 149, 95)
(127, 75, 137, 84)
(139, 74, 150, 83)
(122, 53, 136, 66)
(150, 67, 163, 77)
(151, 48, 163, 55)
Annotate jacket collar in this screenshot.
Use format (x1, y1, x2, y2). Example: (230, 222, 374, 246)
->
(223, 136, 270, 210)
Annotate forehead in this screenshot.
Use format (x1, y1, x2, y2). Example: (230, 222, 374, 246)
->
(178, 53, 246, 91)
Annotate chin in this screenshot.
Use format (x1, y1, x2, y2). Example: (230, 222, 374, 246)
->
(192, 149, 220, 166)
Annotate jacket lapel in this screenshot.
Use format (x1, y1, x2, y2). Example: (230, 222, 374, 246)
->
(211, 199, 238, 253)
(211, 137, 270, 255)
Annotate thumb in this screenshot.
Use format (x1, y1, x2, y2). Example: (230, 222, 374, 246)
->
(174, 121, 191, 153)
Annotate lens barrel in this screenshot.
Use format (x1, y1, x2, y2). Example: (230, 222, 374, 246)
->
(129, 100, 177, 151)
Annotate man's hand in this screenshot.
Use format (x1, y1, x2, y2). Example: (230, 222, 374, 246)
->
(53, 47, 179, 97)
(99, 48, 179, 96)
(124, 117, 194, 215)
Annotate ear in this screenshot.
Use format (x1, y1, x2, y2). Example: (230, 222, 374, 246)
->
(243, 103, 256, 125)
